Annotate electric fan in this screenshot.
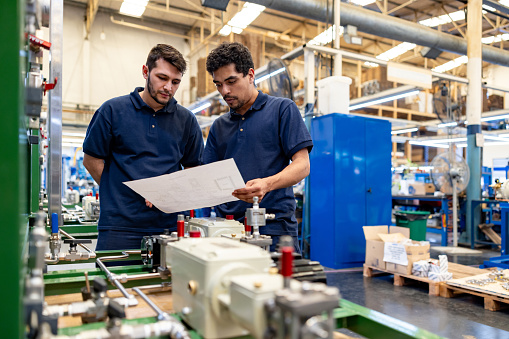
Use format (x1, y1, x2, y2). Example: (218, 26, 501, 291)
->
(266, 58, 295, 100)
(430, 151, 470, 246)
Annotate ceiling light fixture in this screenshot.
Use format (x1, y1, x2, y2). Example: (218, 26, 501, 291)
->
(391, 127, 418, 135)
(481, 113, 509, 122)
(191, 102, 211, 114)
(308, 25, 345, 46)
(437, 122, 458, 128)
(255, 67, 285, 84)
(432, 55, 468, 73)
(119, 0, 148, 17)
(218, 3, 265, 36)
(349, 86, 420, 111)
(350, 0, 376, 5)
(409, 141, 450, 148)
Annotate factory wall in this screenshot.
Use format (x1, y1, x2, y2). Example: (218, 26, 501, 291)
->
(40, 3, 192, 109)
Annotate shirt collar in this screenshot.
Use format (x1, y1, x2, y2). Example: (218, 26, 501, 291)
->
(130, 87, 178, 114)
(229, 90, 268, 119)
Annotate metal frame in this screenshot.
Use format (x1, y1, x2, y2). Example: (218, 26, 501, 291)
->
(47, 0, 63, 229)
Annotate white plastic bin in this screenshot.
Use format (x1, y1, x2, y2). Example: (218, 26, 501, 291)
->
(316, 76, 352, 114)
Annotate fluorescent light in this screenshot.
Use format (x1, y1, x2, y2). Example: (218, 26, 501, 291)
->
(432, 55, 468, 73)
(62, 132, 86, 137)
(119, 0, 148, 17)
(191, 102, 211, 114)
(484, 141, 509, 146)
(482, 4, 497, 12)
(349, 90, 420, 111)
(255, 67, 285, 84)
(391, 127, 418, 135)
(218, 3, 265, 36)
(484, 135, 509, 142)
(481, 113, 509, 122)
(350, 0, 376, 5)
(309, 25, 344, 46)
(364, 61, 379, 68)
(482, 33, 509, 44)
(438, 122, 457, 128)
(458, 140, 509, 147)
(409, 141, 450, 148)
(422, 137, 467, 143)
(376, 42, 416, 61)
(62, 142, 84, 147)
(62, 137, 84, 143)
(419, 10, 465, 27)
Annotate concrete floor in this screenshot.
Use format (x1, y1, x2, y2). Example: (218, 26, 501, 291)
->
(326, 245, 509, 339)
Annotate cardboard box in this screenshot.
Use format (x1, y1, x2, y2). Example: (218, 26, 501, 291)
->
(363, 226, 409, 270)
(382, 230, 430, 275)
(363, 226, 430, 275)
(425, 183, 435, 194)
(408, 182, 425, 195)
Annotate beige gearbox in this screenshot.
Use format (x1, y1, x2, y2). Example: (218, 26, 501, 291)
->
(187, 217, 244, 238)
(167, 238, 272, 339)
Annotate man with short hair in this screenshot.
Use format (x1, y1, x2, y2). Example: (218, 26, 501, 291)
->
(203, 42, 313, 252)
(83, 44, 203, 250)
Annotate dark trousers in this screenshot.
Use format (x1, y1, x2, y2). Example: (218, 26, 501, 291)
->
(269, 235, 301, 254)
(96, 229, 159, 251)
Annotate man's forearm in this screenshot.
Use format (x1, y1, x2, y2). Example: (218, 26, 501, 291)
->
(83, 154, 104, 185)
(265, 154, 310, 192)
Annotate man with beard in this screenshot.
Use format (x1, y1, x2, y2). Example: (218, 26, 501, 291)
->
(83, 44, 203, 250)
(203, 42, 313, 252)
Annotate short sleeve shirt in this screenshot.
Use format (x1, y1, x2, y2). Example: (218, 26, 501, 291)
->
(83, 87, 203, 232)
(203, 91, 313, 236)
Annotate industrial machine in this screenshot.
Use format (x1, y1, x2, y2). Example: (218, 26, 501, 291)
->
(5, 1, 444, 337)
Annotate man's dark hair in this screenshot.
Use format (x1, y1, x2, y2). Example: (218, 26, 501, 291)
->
(206, 42, 254, 76)
(146, 44, 187, 74)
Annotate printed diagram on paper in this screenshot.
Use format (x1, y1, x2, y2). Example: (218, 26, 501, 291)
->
(124, 159, 245, 213)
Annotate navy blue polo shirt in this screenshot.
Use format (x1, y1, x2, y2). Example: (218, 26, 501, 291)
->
(203, 91, 313, 236)
(83, 87, 203, 233)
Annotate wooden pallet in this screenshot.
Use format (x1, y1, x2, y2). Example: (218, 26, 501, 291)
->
(440, 283, 509, 311)
(363, 262, 488, 297)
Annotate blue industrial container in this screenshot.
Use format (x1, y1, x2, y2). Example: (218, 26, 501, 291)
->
(309, 114, 392, 268)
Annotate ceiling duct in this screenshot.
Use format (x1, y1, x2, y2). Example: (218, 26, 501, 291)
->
(237, 0, 509, 67)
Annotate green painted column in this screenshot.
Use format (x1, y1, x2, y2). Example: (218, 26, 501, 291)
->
(0, 0, 27, 337)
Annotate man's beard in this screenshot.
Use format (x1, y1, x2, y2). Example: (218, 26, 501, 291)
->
(147, 73, 171, 106)
(224, 95, 245, 111)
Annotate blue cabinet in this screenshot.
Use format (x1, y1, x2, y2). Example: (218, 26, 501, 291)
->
(309, 114, 392, 268)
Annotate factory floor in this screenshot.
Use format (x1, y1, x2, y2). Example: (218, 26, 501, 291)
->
(326, 244, 509, 339)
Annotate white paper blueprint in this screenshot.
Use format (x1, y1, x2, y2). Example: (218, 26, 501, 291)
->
(123, 159, 245, 214)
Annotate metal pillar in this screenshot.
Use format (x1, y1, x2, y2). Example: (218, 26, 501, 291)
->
(465, 0, 482, 245)
(302, 48, 315, 257)
(48, 0, 63, 228)
(333, 0, 341, 76)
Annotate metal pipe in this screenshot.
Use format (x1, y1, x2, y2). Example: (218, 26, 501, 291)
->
(95, 250, 156, 304)
(246, 0, 509, 66)
(133, 287, 170, 320)
(59, 228, 94, 253)
(96, 255, 137, 304)
(333, 0, 341, 75)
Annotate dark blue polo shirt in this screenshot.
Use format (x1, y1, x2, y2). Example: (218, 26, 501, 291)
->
(203, 91, 313, 236)
(83, 87, 203, 233)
